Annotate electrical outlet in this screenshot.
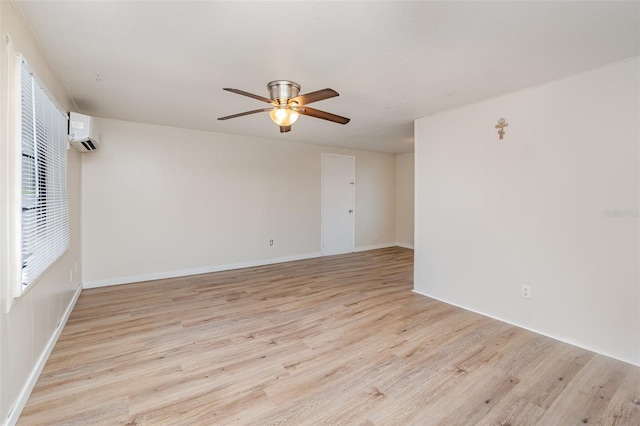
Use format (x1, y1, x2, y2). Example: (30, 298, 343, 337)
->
(522, 285, 531, 299)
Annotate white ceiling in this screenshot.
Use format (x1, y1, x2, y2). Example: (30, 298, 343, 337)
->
(13, 1, 640, 154)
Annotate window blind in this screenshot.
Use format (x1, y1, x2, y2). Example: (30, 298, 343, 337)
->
(20, 59, 69, 289)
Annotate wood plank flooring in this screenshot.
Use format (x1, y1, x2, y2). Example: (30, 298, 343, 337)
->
(19, 247, 640, 425)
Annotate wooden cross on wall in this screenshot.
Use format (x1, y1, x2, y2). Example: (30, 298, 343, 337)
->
(495, 118, 508, 140)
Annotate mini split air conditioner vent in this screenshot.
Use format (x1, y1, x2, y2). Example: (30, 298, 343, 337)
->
(78, 139, 98, 151)
(68, 112, 99, 152)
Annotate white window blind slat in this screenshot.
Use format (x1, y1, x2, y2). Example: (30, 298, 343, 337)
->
(20, 60, 69, 289)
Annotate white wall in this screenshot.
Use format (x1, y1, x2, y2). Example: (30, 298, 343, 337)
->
(0, 2, 82, 424)
(396, 153, 414, 247)
(82, 118, 397, 287)
(414, 58, 640, 365)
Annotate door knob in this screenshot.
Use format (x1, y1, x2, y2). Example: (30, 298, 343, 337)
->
(348, 209, 353, 213)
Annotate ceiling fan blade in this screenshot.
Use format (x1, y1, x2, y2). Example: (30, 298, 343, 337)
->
(217, 108, 272, 120)
(290, 88, 339, 105)
(298, 106, 350, 124)
(279, 125, 291, 133)
(223, 88, 275, 104)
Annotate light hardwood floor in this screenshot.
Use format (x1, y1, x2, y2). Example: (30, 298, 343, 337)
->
(20, 247, 640, 425)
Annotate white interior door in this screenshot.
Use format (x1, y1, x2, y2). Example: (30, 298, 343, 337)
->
(322, 154, 355, 255)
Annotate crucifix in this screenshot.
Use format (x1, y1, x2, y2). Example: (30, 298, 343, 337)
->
(495, 118, 508, 140)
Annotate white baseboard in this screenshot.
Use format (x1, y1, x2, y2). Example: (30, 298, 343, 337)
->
(395, 242, 414, 249)
(355, 242, 414, 252)
(83, 252, 323, 289)
(411, 289, 640, 368)
(354, 242, 397, 252)
(5, 284, 83, 426)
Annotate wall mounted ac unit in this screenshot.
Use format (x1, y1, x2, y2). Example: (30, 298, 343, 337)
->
(69, 112, 99, 152)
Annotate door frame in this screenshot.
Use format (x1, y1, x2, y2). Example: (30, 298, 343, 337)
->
(321, 153, 356, 255)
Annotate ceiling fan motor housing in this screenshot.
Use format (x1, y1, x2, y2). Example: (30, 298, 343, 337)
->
(268, 80, 301, 104)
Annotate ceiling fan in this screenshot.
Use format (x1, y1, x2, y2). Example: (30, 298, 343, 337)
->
(218, 80, 350, 133)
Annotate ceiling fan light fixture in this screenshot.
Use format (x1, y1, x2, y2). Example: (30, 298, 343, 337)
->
(219, 81, 350, 130)
(269, 106, 299, 126)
